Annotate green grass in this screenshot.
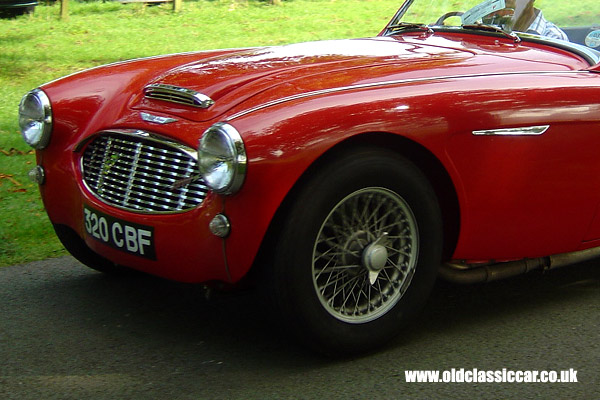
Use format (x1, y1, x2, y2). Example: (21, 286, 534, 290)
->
(0, 0, 401, 266)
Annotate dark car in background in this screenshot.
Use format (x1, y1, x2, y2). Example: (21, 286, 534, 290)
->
(0, 0, 37, 17)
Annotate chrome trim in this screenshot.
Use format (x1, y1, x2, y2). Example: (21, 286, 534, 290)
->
(386, 25, 600, 65)
(209, 214, 231, 238)
(31, 88, 52, 123)
(144, 84, 215, 109)
(515, 32, 600, 65)
(472, 125, 550, 136)
(383, 12, 600, 65)
(226, 71, 588, 121)
(140, 112, 178, 125)
(90, 129, 199, 159)
(28, 166, 45, 185)
(19, 88, 53, 150)
(198, 122, 247, 195)
(79, 129, 208, 214)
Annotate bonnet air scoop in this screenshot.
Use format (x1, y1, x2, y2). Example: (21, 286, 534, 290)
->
(143, 84, 215, 109)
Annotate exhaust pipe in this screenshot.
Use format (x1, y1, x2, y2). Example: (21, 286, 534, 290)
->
(439, 246, 600, 284)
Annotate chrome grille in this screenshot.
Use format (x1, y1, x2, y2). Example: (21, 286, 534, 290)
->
(144, 84, 215, 109)
(81, 131, 208, 213)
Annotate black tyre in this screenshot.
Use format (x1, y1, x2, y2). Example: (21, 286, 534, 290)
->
(267, 146, 443, 355)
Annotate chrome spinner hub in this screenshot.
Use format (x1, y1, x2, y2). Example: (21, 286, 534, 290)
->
(362, 233, 389, 285)
(363, 242, 388, 272)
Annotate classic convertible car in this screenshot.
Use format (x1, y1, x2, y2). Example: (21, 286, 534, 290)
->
(19, 0, 600, 354)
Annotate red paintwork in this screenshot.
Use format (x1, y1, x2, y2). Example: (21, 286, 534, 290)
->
(38, 30, 600, 283)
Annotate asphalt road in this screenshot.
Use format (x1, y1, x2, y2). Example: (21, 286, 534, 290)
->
(1, 256, 598, 399)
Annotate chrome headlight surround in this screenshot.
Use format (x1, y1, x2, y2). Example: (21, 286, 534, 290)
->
(19, 89, 53, 150)
(198, 122, 247, 195)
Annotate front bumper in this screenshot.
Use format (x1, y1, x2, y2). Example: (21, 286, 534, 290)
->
(37, 146, 229, 283)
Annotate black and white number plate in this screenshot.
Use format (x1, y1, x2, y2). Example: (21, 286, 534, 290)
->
(83, 205, 156, 260)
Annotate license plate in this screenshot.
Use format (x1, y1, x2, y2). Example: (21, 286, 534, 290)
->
(83, 205, 156, 260)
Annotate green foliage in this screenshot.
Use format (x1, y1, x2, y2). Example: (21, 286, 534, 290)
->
(0, 0, 400, 266)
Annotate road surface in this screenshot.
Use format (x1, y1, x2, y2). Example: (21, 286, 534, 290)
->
(1, 256, 598, 399)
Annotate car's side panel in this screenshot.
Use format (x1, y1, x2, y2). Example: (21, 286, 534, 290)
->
(220, 70, 600, 279)
(440, 72, 600, 260)
(37, 36, 600, 283)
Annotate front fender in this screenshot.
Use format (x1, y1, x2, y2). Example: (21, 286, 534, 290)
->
(220, 85, 451, 282)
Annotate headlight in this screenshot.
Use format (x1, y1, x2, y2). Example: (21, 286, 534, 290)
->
(19, 89, 52, 150)
(198, 122, 247, 195)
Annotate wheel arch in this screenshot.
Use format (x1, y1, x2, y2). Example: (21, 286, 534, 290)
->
(251, 131, 460, 281)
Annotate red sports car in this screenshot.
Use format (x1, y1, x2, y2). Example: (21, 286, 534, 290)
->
(19, 0, 600, 354)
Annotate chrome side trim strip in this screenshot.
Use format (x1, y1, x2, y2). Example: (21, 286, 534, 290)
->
(472, 125, 550, 136)
(226, 70, 588, 121)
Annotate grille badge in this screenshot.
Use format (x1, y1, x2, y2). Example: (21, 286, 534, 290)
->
(140, 112, 178, 125)
(172, 174, 202, 190)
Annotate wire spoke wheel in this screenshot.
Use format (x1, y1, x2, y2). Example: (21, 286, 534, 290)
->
(268, 148, 442, 354)
(312, 187, 419, 323)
